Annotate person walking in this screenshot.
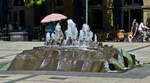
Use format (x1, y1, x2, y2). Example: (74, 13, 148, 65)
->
(131, 19, 139, 38)
(130, 19, 139, 42)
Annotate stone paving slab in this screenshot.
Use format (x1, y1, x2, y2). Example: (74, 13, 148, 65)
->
(0, 64, 150, 83)
(0, 55, 16, 63)
(0, 65, 149, 79)
(3, 75, 144, 83)
(0, 41, 44, 63)
(0, 74, 31, 83)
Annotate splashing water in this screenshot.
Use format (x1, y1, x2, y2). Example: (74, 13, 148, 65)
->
(65, 19, 78, 43)
(79, 24, 93, 42)
(79, 24, 94, 46)
(51, 33, 55, 40)
(52, 23, 64, 42)
(94, 34, 97, 42)
(46, 19, 98, 47)
(46, 32, 50, 42)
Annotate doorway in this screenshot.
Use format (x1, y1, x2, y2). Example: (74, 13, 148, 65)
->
(130, 9, 142, 24)
(89, 9, 103, 33)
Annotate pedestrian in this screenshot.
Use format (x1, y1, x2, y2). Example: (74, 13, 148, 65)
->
(138, 22, 149, 34)
(45, 23, 55, 42)
(45, 23, 55, 34)
(138, 22, 149, 41)
(130, 19, 139, 39)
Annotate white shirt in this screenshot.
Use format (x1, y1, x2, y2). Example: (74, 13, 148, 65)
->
(138, 23, 145, 31)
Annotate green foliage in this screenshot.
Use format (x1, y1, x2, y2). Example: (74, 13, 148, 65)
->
(26, 0, 46, 6)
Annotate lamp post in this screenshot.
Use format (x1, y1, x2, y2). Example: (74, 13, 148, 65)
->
(86, 0, 88, 24)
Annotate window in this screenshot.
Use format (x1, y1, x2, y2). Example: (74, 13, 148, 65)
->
(134, 0, 143, 5)
(14, 0, 24, 6)
(19, 10, 25, 26)
(124, 0, 143, 6)
(13, 11, 17, 22)
(89, 0, 102, 6)
(56, 0, 63, 6)
(125, 0, 132, 5)
(8, 12, 12, 23)
(89, 10, 103, 32)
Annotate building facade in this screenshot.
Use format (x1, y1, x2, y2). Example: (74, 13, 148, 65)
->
(143, 0, 150, 27)
(43, 0, 114, 32)
(120, 0, 144, 32)
(1, 0, 150, 41)
(8, 0, 25, 28)
(0, 0, 25, 30)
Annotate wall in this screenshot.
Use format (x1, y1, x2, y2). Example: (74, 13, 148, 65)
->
(143, 10, 150, 27)
(102, 0, 114, 31)
(0, 0, 2, 26)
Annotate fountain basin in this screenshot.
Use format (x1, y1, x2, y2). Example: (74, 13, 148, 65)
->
(8, 44, 136, 72)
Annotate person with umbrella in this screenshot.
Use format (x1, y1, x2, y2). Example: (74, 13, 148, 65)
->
(45, 22, 55, 35)
(41, 13, 67, 42)
(44, 22, 54, 42)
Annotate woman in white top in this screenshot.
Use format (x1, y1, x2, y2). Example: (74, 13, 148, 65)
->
(138, 22, 149, 41)
(138, 22, 149, 34)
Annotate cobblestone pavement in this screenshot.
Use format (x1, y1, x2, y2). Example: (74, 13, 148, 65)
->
(0, 41, 150, 83)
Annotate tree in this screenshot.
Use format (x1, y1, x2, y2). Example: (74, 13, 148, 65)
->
(25, 0, 46, 6)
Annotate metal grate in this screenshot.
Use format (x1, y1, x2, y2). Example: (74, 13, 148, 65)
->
(0, 76, 9, 78)
(49, 77, 67, 80)
(0, 57, 5, 59)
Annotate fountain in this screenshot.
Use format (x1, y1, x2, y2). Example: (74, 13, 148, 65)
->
(0, 19, 140, 72)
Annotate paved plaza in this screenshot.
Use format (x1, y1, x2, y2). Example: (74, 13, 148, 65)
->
(0, 41, 150, 83)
